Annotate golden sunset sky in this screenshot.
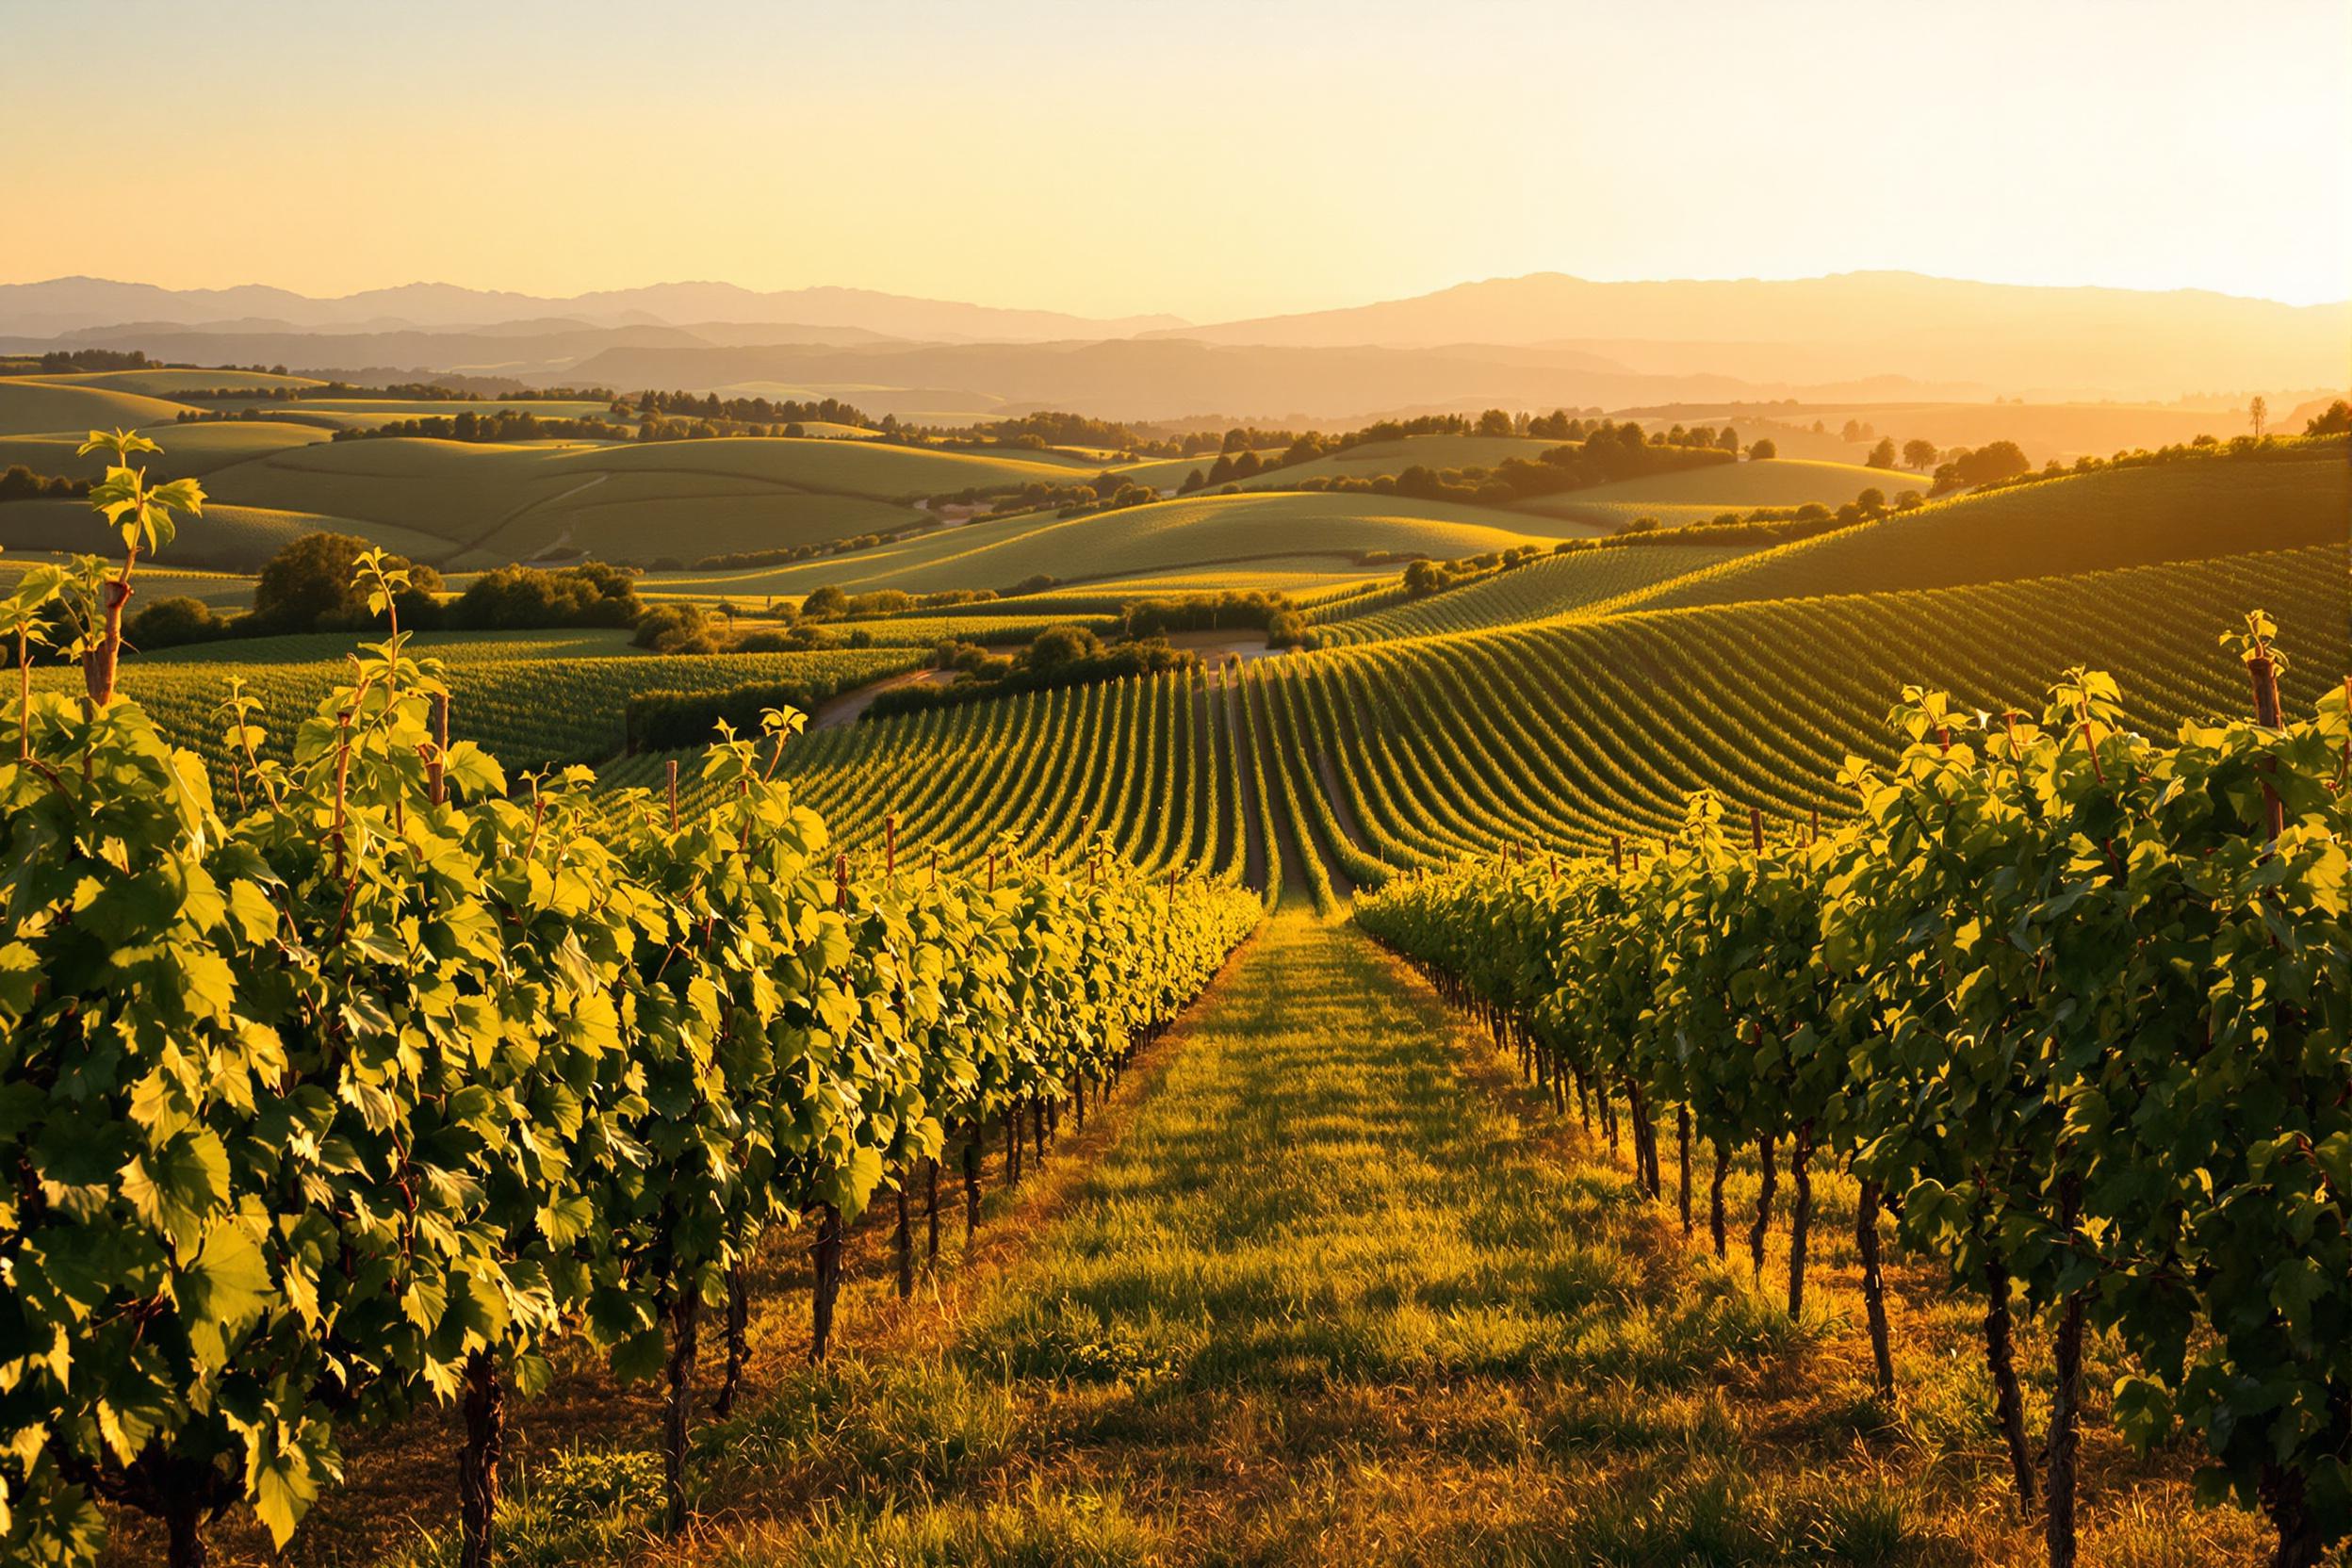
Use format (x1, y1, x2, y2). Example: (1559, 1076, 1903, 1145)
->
(5, 0, 2344, 318)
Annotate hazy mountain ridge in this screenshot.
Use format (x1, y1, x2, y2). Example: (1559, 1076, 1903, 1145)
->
(4, 270, 2337, 419)
(0, 276, 1186, 343)
(1146, 270, 2346, 400)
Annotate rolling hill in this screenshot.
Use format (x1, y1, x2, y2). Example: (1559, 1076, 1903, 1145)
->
(1509, 457, 1926, 529)
(0, 378, 195, 434)
(0, 418, 332, 478)
(625, 491, 1576, 600)
(1626, 446, 2347, 612)
(158, 436, 1102, 569)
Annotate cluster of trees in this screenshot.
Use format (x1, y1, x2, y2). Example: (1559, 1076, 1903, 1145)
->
(1961, 429, 2344, 498)
(0, 465, 91, 502)
(794, 584, 995, 620)
(623, 389, 872, 427)
(976, 411, 1157, 452)
(124, 535, 648, 649)
(686, 522, 930, 574)
(175, 381, 612, 403)
(1400, 544, 1552, 597)
(871, 623, 1199, 720)
(332, 408, 631, 443)
(1929, 440, 2034, 491)
(1, 348, 154, 374)
(2303, 399, 2351, 435)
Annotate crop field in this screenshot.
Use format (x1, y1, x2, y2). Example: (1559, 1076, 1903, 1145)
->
(37, 640, 917, 775)
(180, 434, 1115, 567)
(10, 418, 2349, 1568)
(1312, 541, 1754, 643)
(1630, 448, 2347, 611)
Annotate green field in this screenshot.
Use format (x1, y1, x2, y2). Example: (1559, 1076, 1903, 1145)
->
(1314, 542, 1754, 644)
(621, 492, 1577, 600)
(0, 419, 332, 478)
(268, 398, 618, 430)
(1628, 450, 2347, 611)
(41, 639, 918, 775)
(721, 543, 2344, 896)
(0, 378, 196, 434)
(0, 497, 449, 574)
(1510, 457, 1924, 528)
(184, 435, 1122, 568)
(33, 368, 326, 397)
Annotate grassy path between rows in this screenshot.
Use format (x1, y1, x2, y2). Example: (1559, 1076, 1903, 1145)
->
(324, 910, 2258, 1567)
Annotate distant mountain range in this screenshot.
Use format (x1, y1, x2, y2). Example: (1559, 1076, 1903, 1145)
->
(2, 271, 2340, 420)
(0, 277, 1185, 343)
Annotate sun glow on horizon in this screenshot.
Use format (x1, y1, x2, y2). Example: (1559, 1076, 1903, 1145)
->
(2, 0, 2344, 318)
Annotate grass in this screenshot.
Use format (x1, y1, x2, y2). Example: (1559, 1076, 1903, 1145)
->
(0, 418, 332, 478)
(1514, 460, 1919, 521)
(0, 378, 194, 435)
(235, 912, 2262, 1568)
(1511, 458, 1923, 529)
(32, 368, 327, 398)
(0, 497, 454, 574)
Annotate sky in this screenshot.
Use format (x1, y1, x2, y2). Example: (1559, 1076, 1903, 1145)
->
(3, 0, 2345, 320)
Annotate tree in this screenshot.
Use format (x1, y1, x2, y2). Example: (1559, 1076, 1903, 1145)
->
(1937, 440, 2032, 490)
(251, 531, 441, 633)
(1022, 623, 1102, 675)
(1902, 438, 1937, 471)
(2305, 399, 2352, 436)
(1477, 408, 1514, 437)
(1866, 437, 1898, 469)
(1401, 560, 1444, 596)
(1747, 438, 1778, 461)
(2248, 395, 2268, 438)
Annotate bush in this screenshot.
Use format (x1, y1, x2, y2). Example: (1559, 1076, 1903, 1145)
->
(449, 562, 642, 630)
(622, 671, 870, 750)
(631, 602, 724, 656)
(124, 596, 229, 650)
